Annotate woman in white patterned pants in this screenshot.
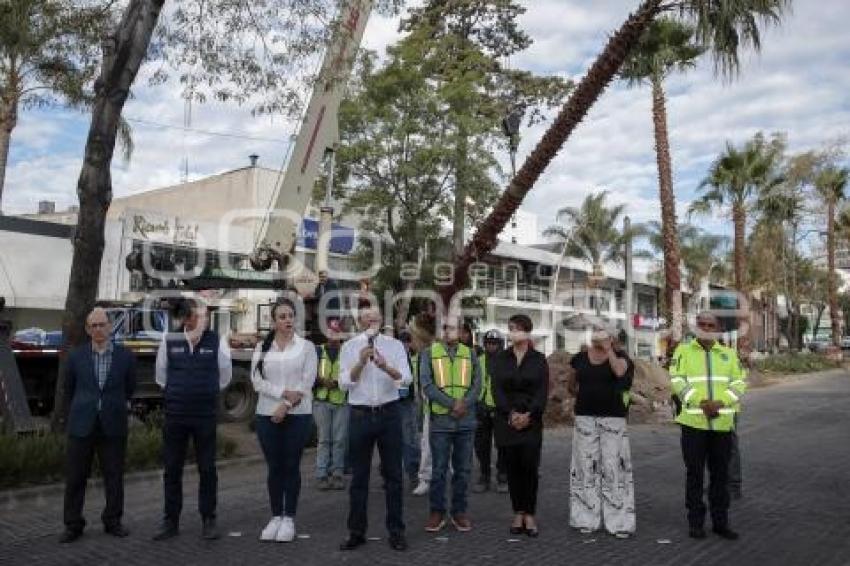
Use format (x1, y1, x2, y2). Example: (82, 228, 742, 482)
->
(568, 328, 636, 537)
(569, 416, 635, 535)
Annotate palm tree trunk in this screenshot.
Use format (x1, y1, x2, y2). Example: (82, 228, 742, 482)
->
(52, 0, 166, 431)
(650, 75, 683, 346)
(827, 199, 840, 346)
(732, 202, 749, 356)
(0, 95, 18, 214)
(441, 0, 663, 303)
(732, 203, 746, 293)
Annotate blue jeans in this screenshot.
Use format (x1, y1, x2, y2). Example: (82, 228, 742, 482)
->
(429, 429, 474, 516)
(399, 399, 420, 481)
(255, 414, 313, 517)
(347, 402, 405, 537)
(314, 401, 349, 478)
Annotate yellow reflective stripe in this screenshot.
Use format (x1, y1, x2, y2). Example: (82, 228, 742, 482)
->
(435, 357, 449, 389)
(684, 376, 730, 383)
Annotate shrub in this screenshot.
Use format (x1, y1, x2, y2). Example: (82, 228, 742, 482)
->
(753, 353, 841, 375)
(0, 418, 239, 490)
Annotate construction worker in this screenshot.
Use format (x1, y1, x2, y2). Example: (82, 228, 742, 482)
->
(419, 315, 482, 533)
(473, 329, 508, 493)
(314, 319, 348, 490)
(669, 311, 747, 541)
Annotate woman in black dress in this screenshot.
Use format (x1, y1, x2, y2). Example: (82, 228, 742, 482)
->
(490, 314, 549, 537)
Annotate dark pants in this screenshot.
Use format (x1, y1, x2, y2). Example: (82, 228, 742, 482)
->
(503, 441, 541, 515)
(474, 407, 507, 482)
(347, 402, 404, 537)
(162, 415, 218, 523)
(63, 418, 127, 532)
(681, 425, 732, 529)
(255, 414, 313, 517)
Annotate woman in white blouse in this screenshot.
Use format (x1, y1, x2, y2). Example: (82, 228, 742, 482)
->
(251, 298, 318, 543)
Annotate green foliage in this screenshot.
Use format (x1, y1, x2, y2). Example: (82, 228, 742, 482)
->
(0, 0, 104, 110)
(621, 17, 705, 85)
(668, 0, 791, 79)
(0, 416, 238, 490)
(645, 221, 729, 290)
(544, 191, 644, 270)
(692, 131, 787, 216)
(754, 353, 840, 375)
(336, 1, 569, 298)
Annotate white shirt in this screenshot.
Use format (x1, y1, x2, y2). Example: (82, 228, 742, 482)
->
(339, 332, 412, 407)
(250, 333, 318, 416)
(155, 331, 233, 390)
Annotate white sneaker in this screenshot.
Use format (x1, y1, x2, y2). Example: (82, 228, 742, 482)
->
(412, 481, 430, 496)
(275, 516, 296, 542)
(260, 517, 282, 541)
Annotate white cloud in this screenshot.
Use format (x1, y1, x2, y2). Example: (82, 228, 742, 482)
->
(4, 0, 849, 253)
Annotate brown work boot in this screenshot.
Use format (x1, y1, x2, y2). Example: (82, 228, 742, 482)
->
(424, 512, 446, 533)
(451, 514, 472, 532)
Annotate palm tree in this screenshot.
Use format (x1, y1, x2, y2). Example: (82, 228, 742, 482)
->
(645, 221, 728, 298)
(544, 191, 646, 315)
(815, 165, 849, 346)
(621, 18, 705, 343)
(0, 1, 131, 212)
(545, 191, 643, 276)
(691, 132, 785, 294)
(442, 0, 790, 303)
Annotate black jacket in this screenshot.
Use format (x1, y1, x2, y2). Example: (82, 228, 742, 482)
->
(65, 343, 136, 438)
(490, 347, 549, 447)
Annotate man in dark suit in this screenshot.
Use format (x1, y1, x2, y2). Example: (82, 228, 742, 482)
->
(61, 307, 136, 543)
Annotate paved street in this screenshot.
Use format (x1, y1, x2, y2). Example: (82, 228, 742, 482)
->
(1, 370, 849, 566)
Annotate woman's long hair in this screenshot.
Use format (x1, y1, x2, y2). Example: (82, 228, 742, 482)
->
(256, 297, 297, 379)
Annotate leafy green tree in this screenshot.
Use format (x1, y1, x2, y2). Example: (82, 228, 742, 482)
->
(399, 0, 569, 255)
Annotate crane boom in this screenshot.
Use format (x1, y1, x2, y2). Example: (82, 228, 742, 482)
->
(251, 0, 373, 280)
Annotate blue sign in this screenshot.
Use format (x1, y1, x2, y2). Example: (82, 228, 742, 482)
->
(297, 218, 355, 254)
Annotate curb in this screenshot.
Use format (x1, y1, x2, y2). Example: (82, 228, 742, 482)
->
(1, 454, 266, 503)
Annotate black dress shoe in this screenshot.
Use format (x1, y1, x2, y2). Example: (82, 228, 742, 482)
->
(201, 517, 220, 540)
(339, 533, 366, 551)
(510, 525, 525, 535)
(525, 527, 539, 538)
(59, 529, 83, 544)
(713, 526, 739, 540)
(689, 526, 707, 539)
(152, 521, 179, 541)
(104, 523, 130, 538)
(388, 533, 408, 551)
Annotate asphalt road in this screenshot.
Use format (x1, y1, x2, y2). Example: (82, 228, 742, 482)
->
(1, 370, 848, 566)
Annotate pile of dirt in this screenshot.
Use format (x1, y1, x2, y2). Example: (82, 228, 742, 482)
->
(544, 352, 674, 426)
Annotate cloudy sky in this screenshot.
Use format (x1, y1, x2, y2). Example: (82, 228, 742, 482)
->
(5, 0, 848, 250)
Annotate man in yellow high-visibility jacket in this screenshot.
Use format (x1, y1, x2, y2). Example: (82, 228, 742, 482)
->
(670, 311, 747, 541)
(419, 316, 481, 533)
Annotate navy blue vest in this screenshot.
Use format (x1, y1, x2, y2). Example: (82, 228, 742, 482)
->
(165, 330, 220, 418)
